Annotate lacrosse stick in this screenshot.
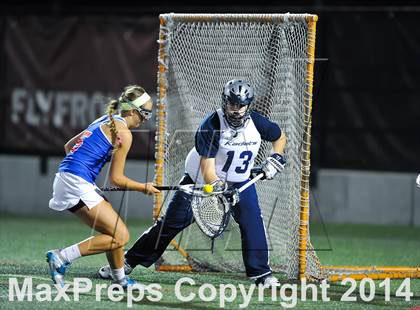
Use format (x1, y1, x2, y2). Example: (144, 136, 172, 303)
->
(100, 173, 265, 238)
(190, 173, 265, 239)
(100, 184, 225, 197)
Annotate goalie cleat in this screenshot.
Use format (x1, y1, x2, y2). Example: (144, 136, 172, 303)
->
(98, 260, 133, 280)
(255, 274, 280, 288)
(46, 249, 71, 287)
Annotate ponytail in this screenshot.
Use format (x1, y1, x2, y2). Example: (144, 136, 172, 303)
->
(106, 99, 120, 153)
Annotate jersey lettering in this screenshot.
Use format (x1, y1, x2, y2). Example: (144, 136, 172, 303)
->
(235, 150, 253, 173)
(224, 141, 258, 146)
(185, 109, 262, 183)
(222, 151, 235, 172)
(222, 150, 253, 174)
(69, 131, 92, 154)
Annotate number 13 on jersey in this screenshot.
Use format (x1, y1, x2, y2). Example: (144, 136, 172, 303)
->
(222, 150, 253, 174)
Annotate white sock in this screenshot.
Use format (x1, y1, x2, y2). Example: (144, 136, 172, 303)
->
(111, 268, 125, 282)
(59, 244, 81, 263)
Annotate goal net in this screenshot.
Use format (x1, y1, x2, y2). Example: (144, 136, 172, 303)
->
(154, 13, 322, 280)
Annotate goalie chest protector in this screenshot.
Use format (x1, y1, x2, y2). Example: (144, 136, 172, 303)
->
(185, 109, 261, 183)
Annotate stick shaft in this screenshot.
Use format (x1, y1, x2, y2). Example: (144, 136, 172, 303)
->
(156, 186, 179, 190)
(238, 173, 265, 193)
(101, 175, 263, 193)
(101, 186, 179, 191)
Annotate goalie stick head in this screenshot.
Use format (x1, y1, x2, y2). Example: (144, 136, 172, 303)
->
(222, 79, 254, 129)
(191, 194, 232, 238)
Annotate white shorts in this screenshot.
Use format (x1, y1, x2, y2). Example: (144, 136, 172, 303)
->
(49, 172, 104, 211)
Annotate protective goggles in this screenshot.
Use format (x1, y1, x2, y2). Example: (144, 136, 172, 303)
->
(136, 107, 153, 120)
(119, 92, 153, 120)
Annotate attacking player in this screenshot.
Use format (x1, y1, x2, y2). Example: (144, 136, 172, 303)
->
(46, 85, 160, 288)
(98, 79, 286, 287)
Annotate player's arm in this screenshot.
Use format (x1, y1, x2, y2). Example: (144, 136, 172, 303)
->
(260, 131, 287, 179)
(64, 131, 85, 155)
(196, 113, 238, 203)
(251, 111, 286, 179)
(109, 124, 159, 195)
(195, 112, 221, 185)
(272, 131, 286, 155)
(200, 157, 219, 184)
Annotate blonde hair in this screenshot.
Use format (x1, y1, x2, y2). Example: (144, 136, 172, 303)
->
(105, 85, 146, 152)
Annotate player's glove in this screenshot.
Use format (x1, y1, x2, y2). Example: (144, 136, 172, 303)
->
(250, 167, 266, 180)
(223, 187, 240, 206)
(210, 179, 240, 205)
(210, 179, 227, 192)
(260, 153, 286, 180)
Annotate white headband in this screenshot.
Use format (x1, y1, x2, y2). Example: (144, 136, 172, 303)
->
(132, 92, 151, 108)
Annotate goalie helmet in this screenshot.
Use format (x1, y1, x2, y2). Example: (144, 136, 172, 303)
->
(222, 79, 254, 128)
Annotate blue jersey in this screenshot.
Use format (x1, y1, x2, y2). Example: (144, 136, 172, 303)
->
(58, 115, 126, 183)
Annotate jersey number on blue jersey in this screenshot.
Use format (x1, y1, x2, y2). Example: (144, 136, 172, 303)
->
(222, 150, 253, 174)
(70, 131, 92, 154)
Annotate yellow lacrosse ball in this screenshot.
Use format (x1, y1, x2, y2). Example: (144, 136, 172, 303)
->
(203, 184, 214, 194)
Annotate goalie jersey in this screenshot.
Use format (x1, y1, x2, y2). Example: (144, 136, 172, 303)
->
(185, 108, 281, 183)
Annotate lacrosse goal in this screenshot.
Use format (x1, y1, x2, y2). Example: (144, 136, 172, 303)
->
(153, 13, 420, 281)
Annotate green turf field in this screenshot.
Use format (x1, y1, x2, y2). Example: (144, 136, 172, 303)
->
(0, 213, 419, 309)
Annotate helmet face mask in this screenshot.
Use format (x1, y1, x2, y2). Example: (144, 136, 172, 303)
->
(223, 103, 250, 127)
(222, 79, 254, 129)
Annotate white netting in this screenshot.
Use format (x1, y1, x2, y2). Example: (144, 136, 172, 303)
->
(155, 13, 322, 279)
(191, 195, 230, 238)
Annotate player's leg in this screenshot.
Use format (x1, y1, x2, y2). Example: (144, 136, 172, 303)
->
(74, 201, 140, 287)
(99, 174, 195, 279)
(125, 189, 193, 268)
(47, 172, 134, 286)
(230, 181, 276, 285)
(73, 200, 129, 264)
(47, 200, 132, 286)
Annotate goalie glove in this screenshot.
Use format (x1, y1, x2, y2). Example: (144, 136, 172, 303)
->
(250, 167, 266, 180)
(210, 179, 227, 193)
(261, 153, 286, 180)
(223, 187, 240, 206)
(210, 179, 240, 205)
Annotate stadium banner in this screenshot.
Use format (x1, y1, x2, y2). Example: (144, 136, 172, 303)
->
(0, 16, 159, 158)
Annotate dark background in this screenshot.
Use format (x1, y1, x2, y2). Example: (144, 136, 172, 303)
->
(1, 0, 419, 171)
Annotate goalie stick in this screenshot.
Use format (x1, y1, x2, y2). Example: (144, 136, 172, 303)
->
(190, 173, 265, 239)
